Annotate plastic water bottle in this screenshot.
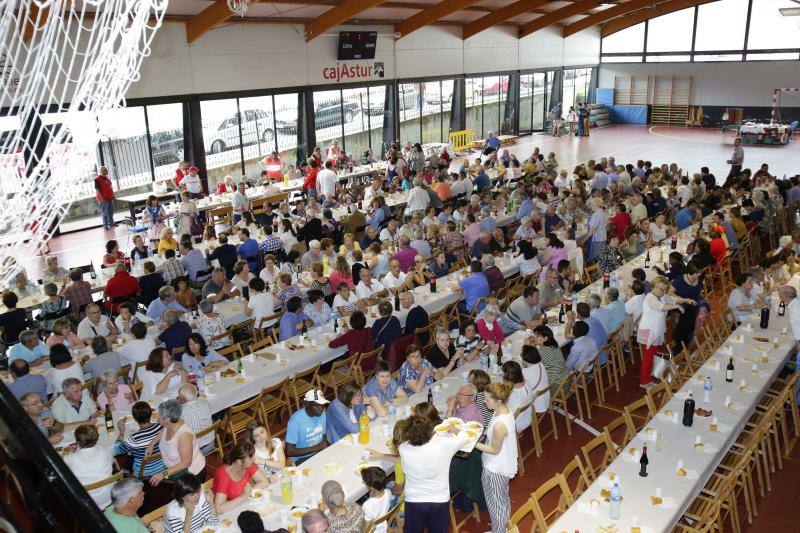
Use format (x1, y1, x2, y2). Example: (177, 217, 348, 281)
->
(609, 483, 621, 520)
(703, 376, 712, 403)
(197, 366, 206, 390)
(610, 272, 618, 288)
(388, 399, 396, 418)
(480, 352, 489, 368)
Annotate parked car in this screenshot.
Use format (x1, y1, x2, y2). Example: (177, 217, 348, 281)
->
(205, 109, 295, 155)
(315, 99, 361, 130)
(363, 86, 419, 116)
(150, 128, 183, 165)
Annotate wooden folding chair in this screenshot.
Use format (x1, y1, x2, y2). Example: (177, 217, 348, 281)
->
(355, 346, 383, 385)
(507, 493, 535, 533)
(256, 312, 283, 341)
(448, 490, 480, 533)
(366, 495, 404, 533)
(138, 452, 163, 478)
(529, 473, 574, 531)
(209, 330, 231, 350)
(322, 353, 360, 394)
(143, 479, 213, 527)
(84, 471, 123, 494)
(623, 395, 655, 436)
(222, 392, 264, 447)
(513, 399, 534, 475)
(604, 413, 634, 455)
(132, 360, 148, 383)
(288, 363, 323, 409)
(573, 351, 603, 419)
(561, 455, 592, 502)
(528, 387, 555, 459)
(258, 377, 292, 432)
(196, 420, 223, 461)
(218, 343, 244, 361)
(457, 296, 486, 327)
(646, 380, 673, 411)
(229, 319, 255, 348)
(549, 371, 580, 436)
(248, 337, 274, 354)
(580, 429, 617, 481)
(582, 263, 601, 285)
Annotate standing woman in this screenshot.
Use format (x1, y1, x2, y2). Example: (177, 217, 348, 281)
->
(670, 260, 707, 350)
(177, 191, 199, 238)
(475, 382, 518, 533)
(143, 195, 167, 247)
(637, 276, 693, 389)
(586, 197, 607, 262)
(567, 106, 578, 136)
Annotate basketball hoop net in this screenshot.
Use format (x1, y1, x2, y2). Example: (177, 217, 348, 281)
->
(227, 0, 252, 17)
(0, 1, 167, 286)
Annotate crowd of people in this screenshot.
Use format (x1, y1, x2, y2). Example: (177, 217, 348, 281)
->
(2, 132, 800, 533)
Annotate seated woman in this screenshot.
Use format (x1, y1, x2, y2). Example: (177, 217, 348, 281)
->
(245, 420, 285, 481)
(515, 241, 541, 277)
(326, 382, 371, 444)
(158, 227, 179, 256)
(320, 480, 365, 533)
(328, 311, 374, 357)
(476, 304, 504, 352)
(102, 240, 125, 268)
(181, 333, 228, 375)
(371, 300, 402, 350)
(364, 360, 407, 417)
(63, 425, 114, 509)
(0, 291, 30, 345)
(140, 348, 186, 400)
(164, 474, 218, 533)
(397, 344, 437, 395)
(173, 277, 198, 310)
(212, 441, 269, 514)
(45, 343, 84, 396)
(95, 368, 133, 411)
(428, 249, 450, 279)
(405, 255, 431, 289)
(596, 235, 625, 274)
(46, 318, 85, 349)
(303, 289, 335, 327)
(502, 361, 532, 433)
(425, 327, 464, 378)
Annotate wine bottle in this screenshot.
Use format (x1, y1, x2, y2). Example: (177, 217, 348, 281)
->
(759, 302, 770, 329)
(638, 444, 649, 477)
(603, 274, 610, 289)
(394, 289, 400, 311)
(644, 251, 651, 268)
(333, 318, 338, 333)
(682, 392, 695, 427)
(726, 357, 734, 383)
(558, 302, 565, 324)
(104, 404, 114, 432)
(237, 357, 243, 375)
(779, 300, 786, 316)
(430, 274, 437, 293)
(671, 235, 678, 250)
(427, 388, 433, 405)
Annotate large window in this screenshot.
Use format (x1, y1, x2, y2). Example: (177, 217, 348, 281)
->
(201, 99, 242, 172)
(97, 107, 151, 192)
(563, 68, 592, 109)
(147, 103, 184, 183)
(600, 0, 799, 62)
(519, 72, 548, 133)
(465, 75, 509, 138)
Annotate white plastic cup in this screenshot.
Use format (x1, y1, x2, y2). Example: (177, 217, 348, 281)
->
(740, 379, 746, 388)
(677, 460, 684, 469)
(694, 435, 702, 445)
(655, 487, 662, 498)
(725, 395, 731, 406)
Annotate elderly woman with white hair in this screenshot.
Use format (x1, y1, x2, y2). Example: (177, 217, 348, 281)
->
(319, 479, 365, 532)
(146, 399, 206, 486)
(194, 299, 226, 350)
(587, 197, 608, 262)
(476, 304, 505, 353)
(96, 368, 134, 411)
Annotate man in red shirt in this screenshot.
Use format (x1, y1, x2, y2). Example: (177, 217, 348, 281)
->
(95, 166, 115, 230)
(103, 263, 140, 313)
(302, 159, 319, 197)
(609, 202, 632, 241)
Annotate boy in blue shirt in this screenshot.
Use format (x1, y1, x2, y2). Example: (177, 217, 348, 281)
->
(285, 389, 329, 463)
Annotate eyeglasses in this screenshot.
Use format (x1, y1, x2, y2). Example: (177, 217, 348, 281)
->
(457, 393, 475, 398)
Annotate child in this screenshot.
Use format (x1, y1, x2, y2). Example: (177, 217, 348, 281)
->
(360, 466, 392, 533)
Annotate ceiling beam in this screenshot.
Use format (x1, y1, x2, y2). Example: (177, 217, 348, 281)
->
(395, 0, 484, 38)
(601, 0, 717, 37)
(186, 0, 556, 14)
(519, 0, 603, 39)
(563, 0, 672, 37)
(185, 0, 242, 44)
(304, 0, 389, 41)
(462, 0, 549, 40)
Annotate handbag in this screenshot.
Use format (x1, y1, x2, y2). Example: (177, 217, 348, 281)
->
(651, 348, 673, 382)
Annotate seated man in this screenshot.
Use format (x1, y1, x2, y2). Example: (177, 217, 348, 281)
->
(564, 321, 598, 373)
(499, 286, 542, 335)
(455, 260, 490, 314)
(355, 267, 388, 306)
(8, 329, 49, 366)
(8, 358, 47, 401)
(51, 378, 99, 430)
(146, 286, 188, 321)
(285, 389, 329, 464)
(20, 392, 64, 445)
(443, 383, 483, 423)
(157, 309, 192, 356)
(76, 303, 119, 346)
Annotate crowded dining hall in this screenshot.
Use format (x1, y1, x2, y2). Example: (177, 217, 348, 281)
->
(3, 1, 800, 532)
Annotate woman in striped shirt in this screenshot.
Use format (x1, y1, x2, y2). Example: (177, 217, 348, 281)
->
(164, 474, 218, 533)
(112, 401, 164, 478)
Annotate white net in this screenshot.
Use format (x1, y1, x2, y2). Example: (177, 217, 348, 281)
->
(0, 0, 168, 286)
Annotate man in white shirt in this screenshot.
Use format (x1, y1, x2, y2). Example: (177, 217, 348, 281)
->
(629, 194, 648, 226)
(728, 273, 757, 324)
(316, 160, 338, 201)
(406, 178, 430, 213)
(244, 277, 276, 327)
(63, 425, 114, 509)
(77, 303, 118, 345)
(553, 169, 571, 190)
(363, 179, 383, 206)
(379, 218, 400, 243)
(231, 181, 250, 221)
(617, 166, 631, 191)
(117, 322, 157, 381)
(181, 167, 203, 197)
(381, 259, 408, 291)
(51, 378, 98, 429)
(355, 268, 388, 305)
(676, 176, 692, 208)
(779, 285, 800, 351)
